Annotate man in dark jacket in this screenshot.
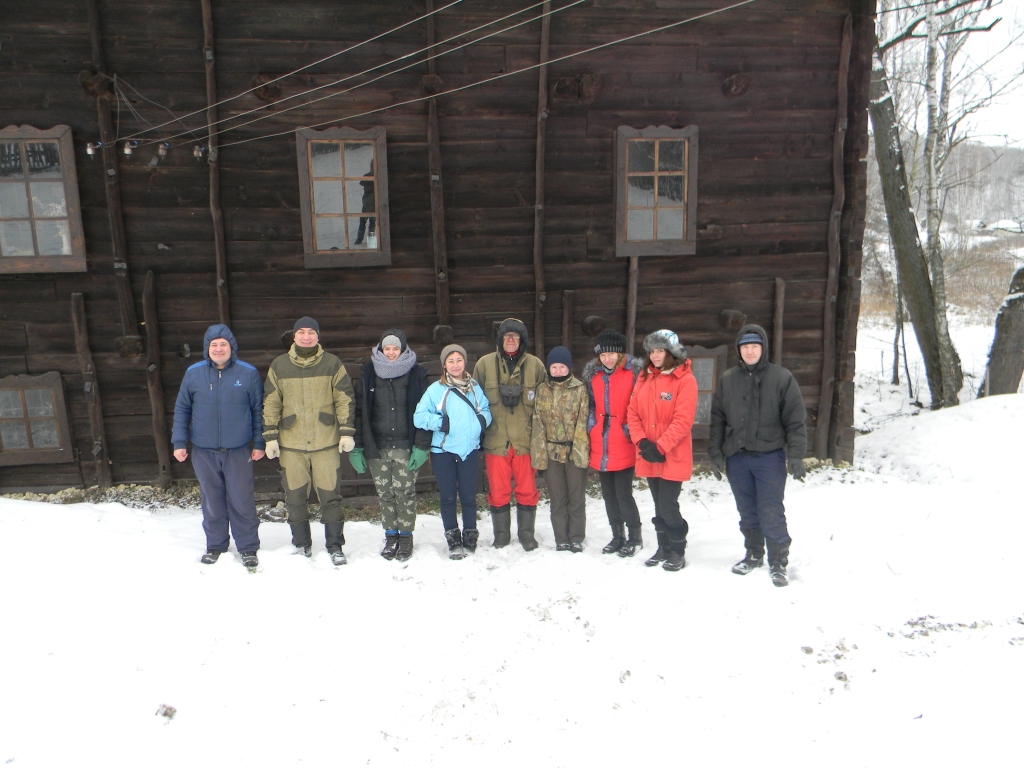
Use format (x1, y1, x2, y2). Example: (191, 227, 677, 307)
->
(350, 329, 432, 561)
(709, 324, 807, 587)
(172, 324, 265, 568)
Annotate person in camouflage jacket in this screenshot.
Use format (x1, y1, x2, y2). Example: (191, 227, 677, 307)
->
(263, 317, 356, 565)
(530, 346, 590, 552)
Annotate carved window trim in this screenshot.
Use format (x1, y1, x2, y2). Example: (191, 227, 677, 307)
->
(614, 125, 698, 258)
(296, 126, 391, 268)
(685, 344, 727, 440)
(0, 372, 75, 466)
(0, 125, 87, 274)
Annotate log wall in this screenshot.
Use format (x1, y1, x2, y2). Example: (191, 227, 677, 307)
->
(0, 0, 873, 489)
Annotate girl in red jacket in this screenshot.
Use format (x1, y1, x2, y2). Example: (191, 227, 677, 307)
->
(626, 329, 698, 572)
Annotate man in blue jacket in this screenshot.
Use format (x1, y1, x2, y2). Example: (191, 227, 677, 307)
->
(172, 324, 265, 567)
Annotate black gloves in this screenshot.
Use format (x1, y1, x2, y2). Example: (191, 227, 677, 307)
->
(439, 414, 450, 434)
(711, 454, 727, 481)
(788, 456, 807, 482)
(639, 438, 666, 463)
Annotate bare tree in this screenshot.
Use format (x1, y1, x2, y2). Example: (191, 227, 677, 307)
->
(870, 0, 1023, 407)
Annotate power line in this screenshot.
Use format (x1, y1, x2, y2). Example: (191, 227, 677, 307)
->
(218, 0, 759, 150)
(166, 0, 584, 149)
(149, 0, 566, 148)
(116, 0, 465, 144)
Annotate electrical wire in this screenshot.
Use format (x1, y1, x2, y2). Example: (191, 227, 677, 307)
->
(159, 0, 584, 149)
(116, 0, 465, 144)
(217, 0, 759, 150)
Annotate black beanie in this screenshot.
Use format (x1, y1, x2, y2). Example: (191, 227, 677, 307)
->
(546, 346, 572, 369)
(594, 329, 627, 354)
(293, 316, 320, 335)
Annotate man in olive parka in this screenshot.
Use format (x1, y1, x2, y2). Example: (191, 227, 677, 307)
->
(709, 323, 807, 587)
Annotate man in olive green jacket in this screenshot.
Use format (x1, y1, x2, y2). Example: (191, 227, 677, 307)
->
(264, 317, 356, 565)
(472, 318, 546, 550)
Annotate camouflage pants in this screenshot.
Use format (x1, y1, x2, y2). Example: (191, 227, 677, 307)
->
(279, 447, 344, 524)
(368, 448, 418, 532)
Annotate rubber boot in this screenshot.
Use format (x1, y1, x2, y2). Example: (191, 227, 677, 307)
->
(662, 534, 687, 572)
(290, 521, 312, 557)
(766, 540, 790, 587)
(325, 522, 346, 566)
(617, 525, 643, 558)
(517, 505, 539, 551)
(445, 528, 465, 560)
(602, 523, 625, 554)
(491, 504, 512, 548)
(644, 529, 671, 567)
(732, 527, 765, 575)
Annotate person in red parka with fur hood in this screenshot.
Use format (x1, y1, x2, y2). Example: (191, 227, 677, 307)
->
(627, 329, 698, 572)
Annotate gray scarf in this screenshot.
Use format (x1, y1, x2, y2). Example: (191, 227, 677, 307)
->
(371, 346, 417, 379)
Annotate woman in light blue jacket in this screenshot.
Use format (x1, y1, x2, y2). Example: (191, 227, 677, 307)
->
(414, 344, 492, 559)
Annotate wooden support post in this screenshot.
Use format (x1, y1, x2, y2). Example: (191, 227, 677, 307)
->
(815, 15, 853, 459)
(625, 256, 639, 355)
(425, 0, 450, 333)
(561, 290, 574, 350)
(143, 271, 172, 488)
(773, 277, 786, 365)
(86, 0, 143, 358)
(531, 1, 551, 360)
(978, 267, 1024, 397)
(200, 0, 231, 326)
(71, 293, 112, 488)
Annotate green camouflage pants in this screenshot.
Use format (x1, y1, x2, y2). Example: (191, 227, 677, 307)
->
(279, 447, 344, 524)
(368, 448, 418, 532)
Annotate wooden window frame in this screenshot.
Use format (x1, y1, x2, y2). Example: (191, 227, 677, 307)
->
(0, 372, 75, 466)
(296, 126, 391, 268)
(0, 125, 87, 274)
(685, 344, 727, 440)
(614, 125, 698, 258)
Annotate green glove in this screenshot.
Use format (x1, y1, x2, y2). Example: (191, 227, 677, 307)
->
(407, 446, 430, 471)
(348, 448, 367, 474)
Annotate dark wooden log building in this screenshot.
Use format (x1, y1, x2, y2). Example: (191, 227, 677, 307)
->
(0, 0, 875, 491)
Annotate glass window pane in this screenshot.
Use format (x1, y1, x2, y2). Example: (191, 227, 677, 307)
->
(656, 208, 684, 240)
(0, 221, 34, 256)
(36, 220, 71, 256)
(0, 183, 30, 218)
(0, 143, 24, 178)
(313, 216, 347, 251)
(690, 357, 715, 390)
(658, 140, 684, 172)
(695, 392, 712, 425)
(0, 421, 29, 450)
(350, 216, 377, 248)
(657, 176, 683, 206)
(344, 142, 374, 177)
(0, 389, 24, 418)
(312, 180, 345, 214)
(30, 182, 67, 217)
(24, 388, 55, 417)
(345, 179, 374, 215)
(627, 140, 655, 173)
(627, 176, 654, 208)
(310, 142, 342, 177)
(30, 419, 60, 448)
(25, 143, 62, 178)
(627, 209, 653, 241)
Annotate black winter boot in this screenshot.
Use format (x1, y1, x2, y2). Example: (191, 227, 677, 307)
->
(201, 549, 223, 564)
(602, 523, 625, 554)
(732, 527, 765, 575)
(395, 533, 414, 562)
(662, 535, 687, 572)
(445, 528, 466, 560)
(462, 528, 479, 553)
(381, 532, 400, 560)
(644, 530, 670, 567)
(290, 521, 313, 557)
(517, 505, 539, 551)
(766, 540, 790, 587)
(491, 504, 512, 548)
(617, 526, 643, 558)
(324, 522, 346, 566)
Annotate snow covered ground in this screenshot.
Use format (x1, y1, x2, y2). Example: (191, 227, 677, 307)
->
(2, 322, 1022, 768)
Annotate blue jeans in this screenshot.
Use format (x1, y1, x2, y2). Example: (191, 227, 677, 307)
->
(726, 449, 790, 545)
(430, 450, 479, 532)
(192, 446, 260, 552)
